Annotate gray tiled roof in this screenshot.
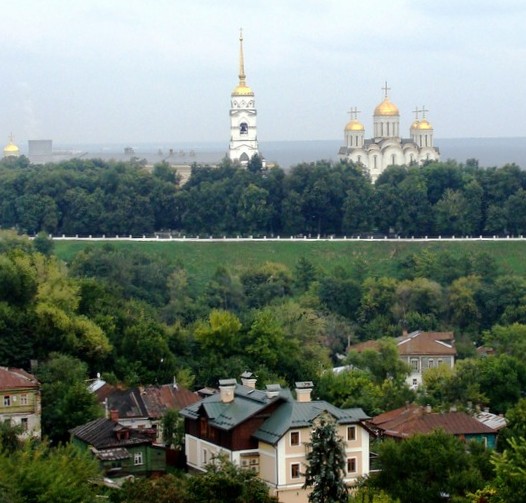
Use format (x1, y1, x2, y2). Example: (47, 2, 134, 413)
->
(70, 418, 152, 449)
(253, 401, 369, 445)
(94, 447, 131, 461)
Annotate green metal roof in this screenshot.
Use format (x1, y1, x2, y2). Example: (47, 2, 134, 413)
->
(253, 401, 369, 445)
(179, 382, 368, 442)
(179, 383, 293, 431)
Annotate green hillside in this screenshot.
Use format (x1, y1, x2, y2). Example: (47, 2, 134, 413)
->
(53, 239, 526, 288)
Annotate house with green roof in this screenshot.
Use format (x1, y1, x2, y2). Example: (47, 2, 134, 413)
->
(179, 374, 371, 503)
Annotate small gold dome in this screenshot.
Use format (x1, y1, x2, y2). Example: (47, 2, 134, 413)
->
(3, 138, 20, 157)
(410, 120, 420, 130)
(416, 119, 433, 130)
(232, 84, 254, 96)
(374, 97, 400, 116)
(345, 119, 365, 132)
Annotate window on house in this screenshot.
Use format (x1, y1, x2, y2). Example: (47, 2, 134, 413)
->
(347, 426, 356, 441)
(438, 358, 444, 366)
(20, 418, 28, 431)
(291, 463, 301, 479)
(3, 396, 10, 407)
(411, 359, 419, 372)
(412, 378, 418, 386)
(347, 457, 357, 473)
(428, 359, 434, 368)
(133, 452, 143, 466)
(20, 394, 28, 406)
(290, 431, 300, 446)
(203, 449, 207, 465)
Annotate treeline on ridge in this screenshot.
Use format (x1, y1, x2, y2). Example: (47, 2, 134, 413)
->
(1, 155, 526, 237)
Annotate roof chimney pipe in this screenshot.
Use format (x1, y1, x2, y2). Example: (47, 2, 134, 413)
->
(295, 381, 314, 402)
(219, 379, 237, 403)
(240, 371, 257, 389)
(265, 384, 281, 399)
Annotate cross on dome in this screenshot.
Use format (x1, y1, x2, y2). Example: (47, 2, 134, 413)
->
(347, 106, 361, 120)
(382, 81, 391, 98)
(421, 105, 429, 119)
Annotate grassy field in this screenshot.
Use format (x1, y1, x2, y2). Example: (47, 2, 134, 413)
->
(53, 239, 526, 288)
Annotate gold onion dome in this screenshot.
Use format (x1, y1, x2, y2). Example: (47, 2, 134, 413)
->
(374, 97, 400, 116)
(345, 119, 365, 132)
(410, 120, 420, 130)
(3, 136, 19, 157)
(232, 83, 254, 96)
(416, 119, 433, 130)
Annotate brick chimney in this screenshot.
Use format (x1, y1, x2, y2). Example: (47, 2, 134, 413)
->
(110, 409, 119, 422)
(295, 381, 313, 402)
(240, 371, 257, 389)
(219, 378, 237, 403)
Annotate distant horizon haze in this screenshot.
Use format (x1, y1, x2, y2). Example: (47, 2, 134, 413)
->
(20, 137, 526, 171)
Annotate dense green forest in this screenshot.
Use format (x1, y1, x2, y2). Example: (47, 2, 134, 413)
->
(2, 155, 526, 237)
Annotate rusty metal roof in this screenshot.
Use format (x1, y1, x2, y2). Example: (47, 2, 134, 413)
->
(0, 367, 39, 391)
(370, 404, 497, 438)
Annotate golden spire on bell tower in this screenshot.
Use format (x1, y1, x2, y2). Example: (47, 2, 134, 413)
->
(232, 28, 254, 96)
(238, 28, 246, 86)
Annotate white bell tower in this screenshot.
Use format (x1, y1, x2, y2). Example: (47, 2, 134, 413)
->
(228, 29, 258, 165)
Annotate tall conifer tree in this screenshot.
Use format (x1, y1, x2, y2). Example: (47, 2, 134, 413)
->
(303, 414, 348, 503)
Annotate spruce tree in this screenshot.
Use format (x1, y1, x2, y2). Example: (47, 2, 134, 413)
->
(303, 413, 349, 503)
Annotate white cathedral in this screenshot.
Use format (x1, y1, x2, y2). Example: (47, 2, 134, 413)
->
(338, 83, 440, 181)
(228, 30, 259, 165)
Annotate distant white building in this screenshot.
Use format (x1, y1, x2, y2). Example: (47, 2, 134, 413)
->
(228, 30, 259, 165)
(338, 83, 440, 182)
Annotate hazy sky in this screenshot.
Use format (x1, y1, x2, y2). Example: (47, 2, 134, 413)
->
(2, 0, 526, 145)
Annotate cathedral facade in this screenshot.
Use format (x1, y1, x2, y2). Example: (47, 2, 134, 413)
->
(338, 84, 440, 182)
(228, 30, 259, 165)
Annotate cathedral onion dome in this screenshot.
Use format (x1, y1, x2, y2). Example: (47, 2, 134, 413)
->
(345, 119, 365, 132)
(416, 119, 433, 130)
(374, 97, 400, 116)
(410, 120, 420, 130)
(3, 136, 20, 157)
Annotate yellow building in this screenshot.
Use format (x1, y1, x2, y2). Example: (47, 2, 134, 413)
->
(0, 367, 41, 439)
